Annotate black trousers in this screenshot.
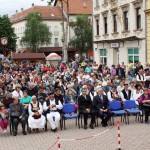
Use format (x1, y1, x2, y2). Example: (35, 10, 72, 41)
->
(12, 117, 26, 132)
(98, 111, 114, 125)
(144, 109, 150, 122)
(80, 110, 95, 125)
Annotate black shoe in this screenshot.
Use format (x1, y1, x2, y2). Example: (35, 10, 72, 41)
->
(90, 124, 94, 129)
(22, 131, 26, 135)
(102, 124, 107, 127)
(13, 131, 17, 136)
(84, 125, 87, 129)
(54, 128, 57, 132)
(51, 128, 55, 132)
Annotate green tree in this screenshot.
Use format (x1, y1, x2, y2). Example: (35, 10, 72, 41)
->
(69, 15, 93, 53)
(21, 12, 52, 52)
(0, 15, 16, 54)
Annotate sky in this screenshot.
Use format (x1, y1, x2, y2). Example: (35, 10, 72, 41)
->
(0, 0, 50, 16)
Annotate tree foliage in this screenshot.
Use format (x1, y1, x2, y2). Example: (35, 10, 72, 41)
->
(0, 15, 16, 53)
(21, 12, 52, 52)
(69, 15, 92, 53)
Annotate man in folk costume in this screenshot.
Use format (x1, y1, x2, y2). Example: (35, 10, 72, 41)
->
(107, 85, 121, 102)
(136, 69, 146, 82)
(43, 92, 63, 132)
(120, 84, 133, 102)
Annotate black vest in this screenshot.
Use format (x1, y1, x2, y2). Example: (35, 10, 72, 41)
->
(122, 90, 131, 100)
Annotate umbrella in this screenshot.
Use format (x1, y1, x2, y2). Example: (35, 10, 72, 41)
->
(46, 53, 61, 60)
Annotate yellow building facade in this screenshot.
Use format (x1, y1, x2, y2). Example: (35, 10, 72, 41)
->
(146, 0, 150, 63)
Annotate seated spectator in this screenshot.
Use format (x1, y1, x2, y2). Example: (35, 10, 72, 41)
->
(132, 84, 143, 105)
(93, 87, 113, 127)
(27, 83, 38, 97)
(35, 87, 47, 105)
(107, 85, 121, 101)
(54, 88, 64, 105)
(0, 103, 9, 133)
(20, 91, 32, 107)
(139, 88, 150, 123)
(117, 81, 124, 96)
(2, 92, 14, 109)
(120, 84, 133, 101)
(43, 92, 63, 132)
(28, 96, 46, 133)
(0, 87, 5, 102)
(9, 97, 26, 136)
(12, 85, 23, 99)
(78, 86, 95, 129)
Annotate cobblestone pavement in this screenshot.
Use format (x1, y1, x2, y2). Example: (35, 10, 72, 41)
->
(0, 116, 150, 150)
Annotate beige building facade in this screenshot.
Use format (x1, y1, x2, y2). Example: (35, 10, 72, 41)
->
(93, 0, 146, 66)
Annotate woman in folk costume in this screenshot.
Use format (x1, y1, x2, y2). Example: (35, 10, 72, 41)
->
(28, 96, 45, 132)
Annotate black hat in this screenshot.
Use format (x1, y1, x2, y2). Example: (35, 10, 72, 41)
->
(49, 92, 54, 95)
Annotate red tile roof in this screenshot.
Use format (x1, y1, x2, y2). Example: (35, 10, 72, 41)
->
(57, 0, 92, 15)
(11, 6, 65, 23)
(11, 53, 46, 59)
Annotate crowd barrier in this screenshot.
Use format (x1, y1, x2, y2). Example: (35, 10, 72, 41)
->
(48, 121, 122, 150)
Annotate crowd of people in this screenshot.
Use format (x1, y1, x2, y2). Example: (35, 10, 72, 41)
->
(0, 54, 150, 136)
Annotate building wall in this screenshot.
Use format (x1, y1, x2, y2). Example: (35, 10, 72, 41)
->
(93, 0, 146, 66)
(146, 0, 150, 63)
(12, 20, 65, 51)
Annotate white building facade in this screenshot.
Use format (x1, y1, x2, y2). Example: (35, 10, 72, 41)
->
(93, 0, 146, 66)
(11, 5, 65, 53)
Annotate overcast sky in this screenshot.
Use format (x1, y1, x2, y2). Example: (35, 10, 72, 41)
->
(0, 0, 49, 16)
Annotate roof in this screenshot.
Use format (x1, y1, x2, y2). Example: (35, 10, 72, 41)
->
(57, 0, 92, 15)
(39, 47, 78, 52)
(11, 6, 65, 23)
(11, 53, 46, 59)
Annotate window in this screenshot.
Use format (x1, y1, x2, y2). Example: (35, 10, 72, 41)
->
(54, 26, 59, 36)
(100, 49, 107, 65)
(123, 11, 128, 31)
(113, 14, 117, 32)
(136, 8, 141, 29)
(54, 38, 59, 46)
(128, 48, 139, 63)
(96, 0, 99, 6)
(104, 17, 108, 34)
(96, 19, 99, 35)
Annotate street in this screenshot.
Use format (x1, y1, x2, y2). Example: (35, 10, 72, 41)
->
(0, 116, 150, 150)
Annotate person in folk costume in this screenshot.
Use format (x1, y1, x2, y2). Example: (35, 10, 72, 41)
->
(120, 84, 133, 102)
(28, 96, 46, 133)
(136, 69, 146, 82)
(107, 85, 121, 102)
(43, 92, 63, 132)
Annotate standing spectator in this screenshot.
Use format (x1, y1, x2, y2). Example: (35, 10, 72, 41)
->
(116, 65, 124, 79)
(110, 65, 116, 78)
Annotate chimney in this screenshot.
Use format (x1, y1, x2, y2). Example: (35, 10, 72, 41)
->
(32, 3, 34, 7)
(16, 10, 18, 14)
(21, 8, 23, 12)
(83, 0, 86, 8)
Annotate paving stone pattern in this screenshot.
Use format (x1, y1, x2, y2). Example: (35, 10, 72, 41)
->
(0, 116, 150, 150)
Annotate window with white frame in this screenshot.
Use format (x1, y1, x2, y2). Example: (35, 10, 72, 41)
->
(100, 49, 107, 65)
(128, 48, 139, 63)
(54, 26, 59, 36)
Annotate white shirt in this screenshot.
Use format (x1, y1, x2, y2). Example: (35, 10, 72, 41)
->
(43, 99, 63, 111)
(12, 90, 23, 99)
(107, 91, 119, 102)
(136, 74, 146, 82)
(120, 90, 133, 101)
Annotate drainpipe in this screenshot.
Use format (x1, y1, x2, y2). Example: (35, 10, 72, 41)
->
(145, 0, 147, 63)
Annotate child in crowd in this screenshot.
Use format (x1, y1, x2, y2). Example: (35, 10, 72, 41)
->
(0, 104, 9, 133)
